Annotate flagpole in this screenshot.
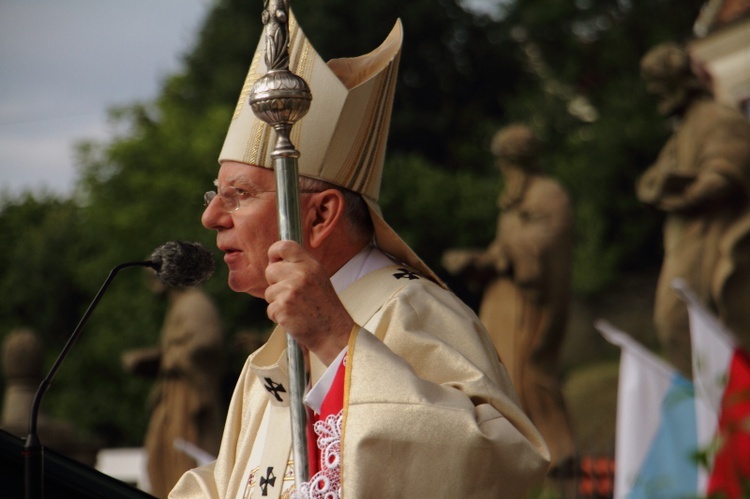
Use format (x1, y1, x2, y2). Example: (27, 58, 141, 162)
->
(248, 0, 312, 488)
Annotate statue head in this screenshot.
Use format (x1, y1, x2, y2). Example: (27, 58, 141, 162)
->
(640, 42, 707, 116)
(490, 124, 539, 172)
(2, 328, 43, 382)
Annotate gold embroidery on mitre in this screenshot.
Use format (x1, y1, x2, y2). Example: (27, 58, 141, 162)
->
(287, 17, 313, 164)
(233, 49, 263, 121)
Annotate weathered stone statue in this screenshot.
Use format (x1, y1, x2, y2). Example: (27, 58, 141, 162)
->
(1, 328, 99, 465)
(637, 42, 750, 376)
(123, 283, 224, 498)
(442, 124, 576, 471)
(1, 328, 46, 435)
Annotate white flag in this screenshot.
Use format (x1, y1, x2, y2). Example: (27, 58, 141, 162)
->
(597, 320, 700, 498)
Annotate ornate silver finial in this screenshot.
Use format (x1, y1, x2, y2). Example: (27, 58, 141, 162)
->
(249, 0, 312, 160)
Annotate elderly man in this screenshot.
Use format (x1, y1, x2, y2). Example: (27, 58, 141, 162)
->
(171, 13, 549, 499)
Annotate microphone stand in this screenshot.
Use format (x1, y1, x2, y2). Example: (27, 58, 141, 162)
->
(23, 260, 156, 499)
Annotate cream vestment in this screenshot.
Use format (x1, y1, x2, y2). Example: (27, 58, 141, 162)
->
(171, 256, 549, 498)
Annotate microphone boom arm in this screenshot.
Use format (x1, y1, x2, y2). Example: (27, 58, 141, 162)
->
(24, 260, 156, 499)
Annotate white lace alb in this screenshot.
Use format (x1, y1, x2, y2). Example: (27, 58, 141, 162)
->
(293, 409, 343, 499)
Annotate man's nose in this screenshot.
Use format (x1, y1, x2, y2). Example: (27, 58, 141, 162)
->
(202, 197, 229, 230)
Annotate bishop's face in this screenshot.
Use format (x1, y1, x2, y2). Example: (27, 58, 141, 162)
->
(201, 161, 281, 298)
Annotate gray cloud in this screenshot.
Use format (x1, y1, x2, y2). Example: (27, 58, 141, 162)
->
(0, 0, 211, 196)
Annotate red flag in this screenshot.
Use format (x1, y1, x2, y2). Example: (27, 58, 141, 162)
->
(674, 279, 750, 498)
(708, 348, 750, 498)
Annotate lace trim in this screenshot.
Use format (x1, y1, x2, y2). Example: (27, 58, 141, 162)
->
(293, 409, 343, 499)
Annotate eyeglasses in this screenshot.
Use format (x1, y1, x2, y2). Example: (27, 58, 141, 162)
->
(204, 185, 320, 213)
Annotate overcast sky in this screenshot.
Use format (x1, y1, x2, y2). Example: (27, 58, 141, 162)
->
(0, 0, 212, 197)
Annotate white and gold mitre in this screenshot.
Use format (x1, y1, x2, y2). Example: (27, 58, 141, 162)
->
(220, 13, 400, 202)
(220, 13, 443, 285)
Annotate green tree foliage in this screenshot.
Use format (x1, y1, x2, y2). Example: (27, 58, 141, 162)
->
(0, 0, 704, 446)
(0, 193, 91, 340)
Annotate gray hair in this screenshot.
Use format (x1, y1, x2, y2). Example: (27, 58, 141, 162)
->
(299, 177, 374, 242)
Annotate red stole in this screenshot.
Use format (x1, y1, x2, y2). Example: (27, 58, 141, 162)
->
(307, 355, 347, 478)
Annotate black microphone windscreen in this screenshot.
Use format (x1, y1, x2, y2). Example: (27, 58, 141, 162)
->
(149, 241, 215, 287)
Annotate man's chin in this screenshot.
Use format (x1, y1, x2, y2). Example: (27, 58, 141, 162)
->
(226, 274, 248, 294)
(227, 275, 265, 298)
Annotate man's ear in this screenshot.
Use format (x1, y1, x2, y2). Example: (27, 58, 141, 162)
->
(306, 189, 345, 249)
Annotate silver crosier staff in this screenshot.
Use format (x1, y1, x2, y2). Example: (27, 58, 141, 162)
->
(247, 0, 312, 489)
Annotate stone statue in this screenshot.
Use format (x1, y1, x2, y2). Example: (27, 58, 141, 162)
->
(1, 328, 46, 435)
(442, 124, 576, 471)
(1, 328, 99, 465)
(123, 283, 224, 498)
(637, 42, 750, 376)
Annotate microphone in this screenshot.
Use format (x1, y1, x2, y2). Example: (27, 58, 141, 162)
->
(23, 241, 214, 499)
(149, 240, 216, 287)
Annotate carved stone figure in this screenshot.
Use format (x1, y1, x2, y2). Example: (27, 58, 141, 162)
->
(637, 42, 750, 376)
(1, 328, 99, 465)
(123, 284, 224, 498)
(1, 328, 46, 434)
(442, 124, 576, 471)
